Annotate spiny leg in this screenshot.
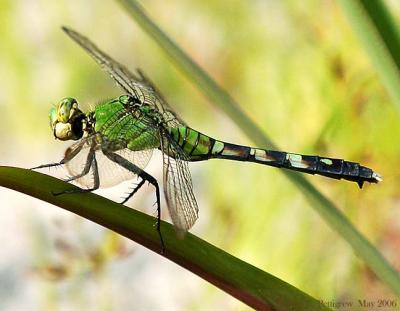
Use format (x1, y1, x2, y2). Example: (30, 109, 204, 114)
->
(64, 145, 95, 183)
(32, 140, 100, 195)
(31, 141, 84, 170)
(120, 178, 146, 205)
(53, 154, 100, 196)
(104, 151, 165, 253)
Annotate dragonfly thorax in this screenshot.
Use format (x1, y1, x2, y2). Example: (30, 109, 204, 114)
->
(120, 94, 163, 125)
(49, 97, 88, 141)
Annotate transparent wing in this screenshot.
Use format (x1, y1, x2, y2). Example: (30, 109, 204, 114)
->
(65, 137, 153, 188)
(160, 131, 198, 232)
(62, 27, 184, 128)
(62, 27, 197, 229)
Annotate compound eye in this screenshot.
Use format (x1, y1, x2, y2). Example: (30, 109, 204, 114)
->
(57, 98, 78, 123)
(49, 106, 58, 129)
(49, 97, 84, 141)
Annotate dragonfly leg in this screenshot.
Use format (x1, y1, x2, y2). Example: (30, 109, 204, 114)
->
(31, 161, 64, 170)
(53, 155, 100, 196)
(120, 179, 146, 204)
(64, 145, 96, 183)
(31, 141, 85, 170)
(104, 151, 165, 253)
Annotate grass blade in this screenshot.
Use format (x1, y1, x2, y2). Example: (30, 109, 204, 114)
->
(0, 166, 331, 310)
(338, 0, 400, 111)
(117, 0, 400, 296)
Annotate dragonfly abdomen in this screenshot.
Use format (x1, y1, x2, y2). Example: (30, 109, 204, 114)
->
(246, 148, 381, 187)
(170, 126, 381, 187)
(168, 126, 245, 161)
(169, 127, 217, 160)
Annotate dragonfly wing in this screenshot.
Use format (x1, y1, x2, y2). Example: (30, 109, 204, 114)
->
(160, 133, 198, 232)
(96, 148, 153, 187)
(135, 69, 185, 127)
(65, 136, 153, 188)
(63, 137, 96, 188)
(62, 27, 184, 128)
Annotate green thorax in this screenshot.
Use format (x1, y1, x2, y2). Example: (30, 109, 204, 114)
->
(93, 95, 160, 151)
(93, 95, 218, 158)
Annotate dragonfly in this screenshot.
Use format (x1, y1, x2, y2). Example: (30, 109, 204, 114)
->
(34, 27, 381, 250)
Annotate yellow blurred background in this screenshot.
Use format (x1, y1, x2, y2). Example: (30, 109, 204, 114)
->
(0, 0, 399, 310)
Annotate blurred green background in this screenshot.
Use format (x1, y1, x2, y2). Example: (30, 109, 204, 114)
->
(0, 0, 399, 310)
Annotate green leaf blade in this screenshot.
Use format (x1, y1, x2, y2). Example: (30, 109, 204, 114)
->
(338, 0, 400, 111)
(0, 166, 331, 310)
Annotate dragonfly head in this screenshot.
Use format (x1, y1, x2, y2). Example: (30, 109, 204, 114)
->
(49, 97, 87, 141)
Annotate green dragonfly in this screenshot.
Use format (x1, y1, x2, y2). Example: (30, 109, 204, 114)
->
(34, 27, 381, 249)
